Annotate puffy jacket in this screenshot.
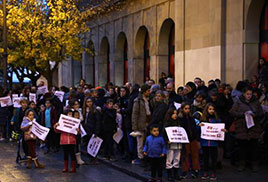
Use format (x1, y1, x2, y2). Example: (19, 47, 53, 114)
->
(143, 135, 166, 158)
(179, 115, 199, 142)
(132, 94, 148, 131)
(102, 106, 117, 133)
(200, 116, 221, 147)
(54, 128, 76, 145)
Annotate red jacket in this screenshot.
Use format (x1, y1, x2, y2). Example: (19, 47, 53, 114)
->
(54, 128, 76, 145)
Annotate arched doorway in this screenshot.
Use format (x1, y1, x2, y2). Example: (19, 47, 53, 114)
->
(158, 18, 175, 80)
(99, 37, 110, 86)
(85, 41, 95, 87)
(260, 1, 268, 61)
(134, 26, 150, 84)
(115, 32, 128, 86)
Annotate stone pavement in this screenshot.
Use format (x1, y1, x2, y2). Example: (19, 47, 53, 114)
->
(0, 141, 142, 182)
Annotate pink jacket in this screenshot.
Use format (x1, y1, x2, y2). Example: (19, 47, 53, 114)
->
(54, 128, 76, 145)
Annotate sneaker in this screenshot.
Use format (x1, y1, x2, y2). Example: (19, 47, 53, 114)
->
(191, 170, 199, 179)
(209, 173, 217, 181)
(180, 172, 187, 179)
(201, 172, 209, 180)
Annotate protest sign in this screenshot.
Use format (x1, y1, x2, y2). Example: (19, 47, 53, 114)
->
(12, 94, 21, 108)
(87, 134, 103, 157)
(165, 127, 189, 143)
(55, 91, 65, 102)
(0, 96, 12, 107)
(174, 102, 181, 110)
(200, 123, 225, 141)
(56, 114, 81, 135)
(31, 120, 50, 141)
(80, 124, 87, 138)
(245, 111, 255, 129)
(38, 86, 48, 95)
(113, 128, 123, 144)
(29, 93, 37, 104)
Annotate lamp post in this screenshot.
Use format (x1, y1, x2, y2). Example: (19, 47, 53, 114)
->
(3, 0, 8, 88)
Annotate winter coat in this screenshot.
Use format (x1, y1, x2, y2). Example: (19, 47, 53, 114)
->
(149, 101, 168, 130)
(41, 106, 58, 128)
(230, 95, 263, 140)
(84, 108, 102, 137)
(13, 107, 27, 131)
(54, 127, 76, 145)
(102, 106, 117, 133)
(132, 94, 149, 131)
(143, 135, 166, 158)
(179, 115, 199, 142)
(168, 91, 182, 107)
(125, 90, 139, 131)
(21, 117, 36, 141)
(200, 116, 221, 147)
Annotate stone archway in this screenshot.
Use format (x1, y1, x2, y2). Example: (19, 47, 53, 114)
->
(134, 26, 150, 84)
(84, 41, 95, 87)
(158, 18, 175, 79)
(99, 37, 110, 86)
(115, 32, 128, 86)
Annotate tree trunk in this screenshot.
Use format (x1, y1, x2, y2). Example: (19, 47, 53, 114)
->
(41, 70, 53, 89)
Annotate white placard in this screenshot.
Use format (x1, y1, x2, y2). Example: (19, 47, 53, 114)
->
(165, 127, 189, 143)
(56, 114, 81, 135)
(87, 134, 103, 157)
(12, 94, 21, 108)
(29, 93, 37, 104)
(201, 123, 225, 141)
(113, 128, 124, 144)
(31, 120, 50, 141)
(0, 96, 12, 107)
(80, 124, 87, 138)
(174, 102, 181, 110)
(38, 85, 48, 95)
(245, 111, 255, 129)
(55, 91, 65, 102)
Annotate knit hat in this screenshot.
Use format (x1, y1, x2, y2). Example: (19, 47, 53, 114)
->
(140, 84, 151, 93)
(186, 81, 196, 90)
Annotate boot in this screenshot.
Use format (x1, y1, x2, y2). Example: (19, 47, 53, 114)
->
(167, 169, 173, 181)
(173, 168, 181, 181)
(69, 160, 76, 173)
(26, 156, 32, 169)
(62, 160, 68, 173)
(76, 152, 85, 165)
(237, 160, 246, 172)
(33, 158, 45, 169)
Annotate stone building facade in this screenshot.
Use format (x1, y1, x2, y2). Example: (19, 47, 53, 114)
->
(57, 0, 268, 88)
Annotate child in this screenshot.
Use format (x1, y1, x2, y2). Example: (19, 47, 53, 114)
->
(144, 124, 166, 182)
(199, 103, 226, 181)
(73, 110, 85, 165)
(102, 99, 117, 160)
(21, 109, 45, 169)
(192, 92, 206, 113)
(179, 103, 200, 179)
(162, 108, 182, 181)
(54, 110, 78, 173)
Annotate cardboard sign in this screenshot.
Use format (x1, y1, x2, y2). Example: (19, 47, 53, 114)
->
(38, 85, 48, 95)
(201, 123, 225, 141)
(113, 128, 123, 144)
(55, 91, 65, 102)
(0, 96, 12, 107)
(29, 93, 37, 104)
(31, 120, 50, 141)
(56, 114, 81, 135)
(165, 127, 189, 143)
(87, 134, 103, 157)
(12, 94, 21, 108)
(245, 111, 255, 129)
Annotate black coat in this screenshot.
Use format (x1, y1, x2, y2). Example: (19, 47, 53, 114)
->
(84, 109, 102, 137)
(102, 106, 117, 133)
(179, 115, 199, 142)
(125, 91, 139, 131)
(149, 102, 168, 130)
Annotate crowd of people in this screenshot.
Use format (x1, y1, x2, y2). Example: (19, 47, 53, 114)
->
(0, 58, 268, 181)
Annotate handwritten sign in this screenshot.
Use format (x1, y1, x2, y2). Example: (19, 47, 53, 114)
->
(201, 123, 225, 141)
(31, 120, 50, 141)
(87, 134, 103, 157)
(54, 91, 65, 102)
(245, 111, 255, 129)
(29, 93, 37, 104)
(38, 85, 48, 95)
(56, 114, 81, 135)
(0, 96, 12, 107)
(12, 94, 21, 108)
(165, 127, 189, 143)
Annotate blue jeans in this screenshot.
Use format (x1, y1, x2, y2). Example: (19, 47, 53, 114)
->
(127, 131, 137, 160)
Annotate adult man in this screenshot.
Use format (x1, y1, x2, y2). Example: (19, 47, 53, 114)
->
(166, 82, 182, 107)
(132, 84, 151, 162)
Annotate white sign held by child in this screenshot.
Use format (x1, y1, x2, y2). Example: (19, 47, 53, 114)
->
(29, 93, 37, 104)
(87, 134, 103, 157)
(0, 96, 13, 107)
(165, 127, 189, 143)
(245, 111, 255, 129)
(55, 91, 65, 102)
(201, 123, 225, 141)
(56, 114, 81, 135)
(31, 120, 50, 141)
(113, 128, 124, 144)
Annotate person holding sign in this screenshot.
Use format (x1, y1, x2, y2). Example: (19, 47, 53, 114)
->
(179, 103, 200, 179)
(162, 108, 182, 181)
(21, 109, 45, 169)
(54, 110, 79, 173)
(230, 87, 263, 172)
(199, 103, 226, 181)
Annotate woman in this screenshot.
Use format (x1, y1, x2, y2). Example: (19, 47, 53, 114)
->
(230, 87, 264, 172)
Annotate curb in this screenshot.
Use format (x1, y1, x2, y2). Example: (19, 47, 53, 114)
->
(81, 150, 148, 182)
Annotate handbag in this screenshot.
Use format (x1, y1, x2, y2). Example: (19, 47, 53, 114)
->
(24, 127, 36, 141)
